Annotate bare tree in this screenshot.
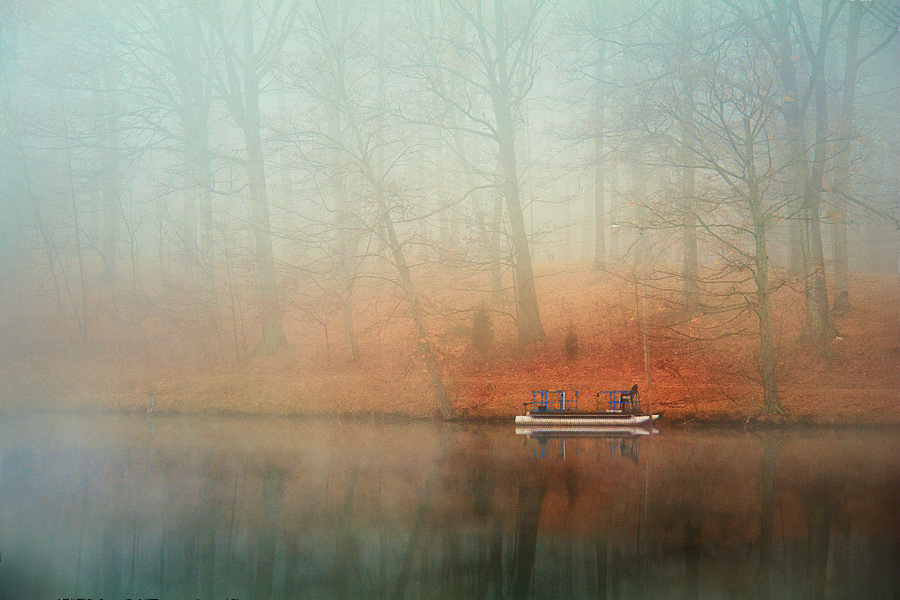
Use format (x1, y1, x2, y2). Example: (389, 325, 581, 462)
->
(691, 51, 786, 411)
(592, 27, 608, 271)
(830, 2, 897, 311)
(98, 32, 122, 285)
(206, 0, 299, 354)
(299, 1, 455, 418)
(791, 0, 842, 345)
(733, 0, 841, 345)
(640, 9, 789, 413)
(677, 0, 700, 310)
(120, 0, 226, 359)
(433, 0, 547, 347)
(405, 0, 502, 294)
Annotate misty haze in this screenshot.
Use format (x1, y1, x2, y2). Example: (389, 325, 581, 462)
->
(1, 0, 899, 598)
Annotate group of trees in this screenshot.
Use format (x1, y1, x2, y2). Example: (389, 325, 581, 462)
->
(1, 0, 897, 415)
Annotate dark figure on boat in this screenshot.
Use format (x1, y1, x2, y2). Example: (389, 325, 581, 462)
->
(619, 384, 639, 413)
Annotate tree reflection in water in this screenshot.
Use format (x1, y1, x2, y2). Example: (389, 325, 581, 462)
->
(0, 415, 898, 599)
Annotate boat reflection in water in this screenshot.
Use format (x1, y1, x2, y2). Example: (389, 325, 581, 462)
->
(516, 425, 656, 463)
(1, 414, 898, 599)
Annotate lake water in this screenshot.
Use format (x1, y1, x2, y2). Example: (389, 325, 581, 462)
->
(1, 413, 898, 599)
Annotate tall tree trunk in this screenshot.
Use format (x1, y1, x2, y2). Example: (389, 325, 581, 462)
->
(498, 135, 544, 345)
(773, 0, 833, 344)
(424, 0, 479, 260)
(772, 0, 806, 276)
(753, 204, 781, 413)
(803, 9, 836, 344)
(329, 105, 359, 362)
(193, 136, 215, 304)
(9, 84, 75, 351)
(329, 25, 455, 416)
(593, 39, 606, 270)
(563, 174, 573, 261)
(101, 63, 120, 285)
(182, 167, 198, 280)
(159, 0, 218, 325)
(581, 170, 594, 262)
(749, 135, 781, 413)
(277, 89, 294, 208)
(242, 4, 284, 354)
(62, 104, 89, 345)
(210, 0, 295, 355)
(832, 3, 863, 313)
(608, 165, 619, 261)
(679, 0, 699, 310)
(31, 198, 69, 346)
(245, 123, 284, 354)
(490, 174, 506, 299)
(184, 81, 219, 357)
(376, 184, 455, 419)
(436, 119, 450, 248)
(486, 0, 544, 346)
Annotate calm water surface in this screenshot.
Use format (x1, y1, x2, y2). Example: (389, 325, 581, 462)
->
(1, 413, 898, 599)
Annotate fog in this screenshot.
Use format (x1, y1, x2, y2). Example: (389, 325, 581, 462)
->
(3, 414, 900, 599)
(0, 0, 898, 416)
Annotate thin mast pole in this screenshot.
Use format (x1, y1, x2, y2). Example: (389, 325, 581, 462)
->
(641, 228, 652, 416)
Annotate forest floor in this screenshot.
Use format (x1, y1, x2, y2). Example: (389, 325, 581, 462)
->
(2, 266, 899, 426)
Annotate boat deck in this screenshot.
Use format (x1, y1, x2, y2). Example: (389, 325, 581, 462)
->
(516, 388, 659, 428)
(526, 410, 644, 418)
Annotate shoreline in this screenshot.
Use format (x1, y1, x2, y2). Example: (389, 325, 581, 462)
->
(4, 402, 900, 430)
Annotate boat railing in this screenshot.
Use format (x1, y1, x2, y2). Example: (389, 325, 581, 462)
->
(524, 390, 580, 412)
(597, 390, 641, 413)
(524, 389, 642, 413)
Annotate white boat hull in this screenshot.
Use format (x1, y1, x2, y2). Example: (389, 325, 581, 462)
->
(516, 425, 656, 436)
(515, 414, 659, 426)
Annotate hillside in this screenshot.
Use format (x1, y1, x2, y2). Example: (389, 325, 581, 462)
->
(2, 266, 899, 425)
